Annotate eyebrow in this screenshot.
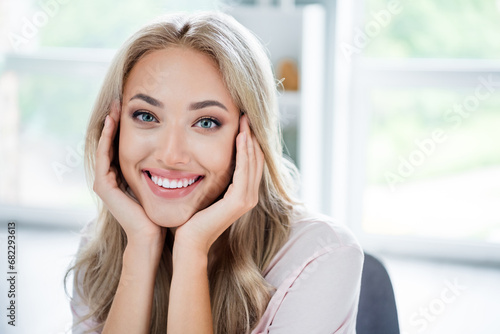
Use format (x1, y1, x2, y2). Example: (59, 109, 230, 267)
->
(130, 93, 164, 108)
(130, 94, 228, 112)
(189, 100, 228, 112)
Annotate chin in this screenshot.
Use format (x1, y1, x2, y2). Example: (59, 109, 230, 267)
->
(143, 203, 198, 228)
(131, 175, 230, 229)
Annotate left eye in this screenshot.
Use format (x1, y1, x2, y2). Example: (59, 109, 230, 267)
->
(139, 113, 155, 122)
(195, 118, 220, 129)
(132, 111, 157, 123)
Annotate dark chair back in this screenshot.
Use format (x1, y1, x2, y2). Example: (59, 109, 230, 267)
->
(356, 253, 400, 334)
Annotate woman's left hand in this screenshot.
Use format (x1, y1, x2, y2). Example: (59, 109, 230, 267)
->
(173, 114, 264, 256)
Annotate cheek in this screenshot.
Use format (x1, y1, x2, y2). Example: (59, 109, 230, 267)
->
(212, 146, 234, 185)
(210, 134, 236, 172)
(118, 128, 133, 171)
(118, 125, 149, 176)
(194, 133, 236, 189)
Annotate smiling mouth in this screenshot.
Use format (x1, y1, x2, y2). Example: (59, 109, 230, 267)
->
(145, 171, 203, 190)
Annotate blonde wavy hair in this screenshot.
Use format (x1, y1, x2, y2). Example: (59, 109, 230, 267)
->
(67, 11, 301, 334)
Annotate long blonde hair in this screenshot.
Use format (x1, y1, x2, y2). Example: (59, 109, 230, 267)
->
(68, 12, 300, 334)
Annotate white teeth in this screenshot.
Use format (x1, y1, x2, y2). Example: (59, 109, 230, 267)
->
(151, 175, 199, 189)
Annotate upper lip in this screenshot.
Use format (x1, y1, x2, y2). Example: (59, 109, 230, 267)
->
(143, 167, 202, 180)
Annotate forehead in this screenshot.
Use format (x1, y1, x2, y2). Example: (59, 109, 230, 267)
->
(122, 47, 240, 116)
(124, 47, 225, 96)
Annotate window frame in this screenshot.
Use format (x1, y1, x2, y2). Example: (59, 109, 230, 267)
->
(0, 49, 112, 228)
(329, 0, 500, 264)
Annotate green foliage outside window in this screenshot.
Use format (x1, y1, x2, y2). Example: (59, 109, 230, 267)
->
(364, 0, 500, 58)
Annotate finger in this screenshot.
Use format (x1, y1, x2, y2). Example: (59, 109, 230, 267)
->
(240, 113, 250, 133)
(238, 115, 263, 208)
(241, 115, 260, 185)
(247, 132, 264, 205)
(239, 115, 254, 164)
(245, 133, 257, 187)
(95, 115, 115, 177)
(109, 100, 121, 139)
(241, 115, 258, 164)
(233, 129, 249, 188)
(95, 101, 120, 177)
(109, 99, 120, 119)
(246, 122, 256, 165)
(225, 125, 249, 206)
(252, 134, 265, 184)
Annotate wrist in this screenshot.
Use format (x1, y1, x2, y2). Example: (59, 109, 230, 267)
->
(125, 232, 165, 263)
(172, 226, 214, 258)
(172, 240, 209, 268)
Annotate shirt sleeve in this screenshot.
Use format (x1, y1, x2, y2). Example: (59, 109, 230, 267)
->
(70, 269, 101, 333)
(69, 224, 101, 334)
(266, 245, 363, 334)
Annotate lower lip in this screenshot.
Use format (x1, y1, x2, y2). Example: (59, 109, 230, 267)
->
(143, 172, 202, 199)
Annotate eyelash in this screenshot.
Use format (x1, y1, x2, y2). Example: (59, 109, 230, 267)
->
(131, 111, 221, 130)
(132, 110, 158, 123)
(194, 117, 221, 130)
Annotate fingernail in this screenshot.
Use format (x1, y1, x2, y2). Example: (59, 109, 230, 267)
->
(104, 115, 110, 127)
(242, 131, 247, 142)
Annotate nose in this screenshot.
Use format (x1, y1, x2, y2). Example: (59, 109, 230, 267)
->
(154, 124, 190, 166)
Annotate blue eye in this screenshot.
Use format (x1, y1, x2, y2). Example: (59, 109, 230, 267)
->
(133, 111, 157, 123)
(195, 117, 220, 129)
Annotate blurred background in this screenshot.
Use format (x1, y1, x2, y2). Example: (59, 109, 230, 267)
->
(0, 0, 499, 333)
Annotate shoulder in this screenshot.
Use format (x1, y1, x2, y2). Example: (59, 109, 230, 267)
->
(263, 212, 363, 285)
(289, 212, 362, 251)
(253, 213, 364, 333)
(76, 219, 98, 250)
(70, 219, 101, 333)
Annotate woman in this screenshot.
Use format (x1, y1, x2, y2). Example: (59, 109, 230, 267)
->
(68, 11, 363, 334)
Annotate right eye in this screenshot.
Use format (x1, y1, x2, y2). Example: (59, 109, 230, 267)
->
(132, 111, 157, 123)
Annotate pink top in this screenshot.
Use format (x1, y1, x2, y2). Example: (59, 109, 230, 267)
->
(71, 214, 363, 333)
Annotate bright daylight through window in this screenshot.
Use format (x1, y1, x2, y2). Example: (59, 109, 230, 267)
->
(358, 0, 500, 244)
(0, 0, 223, 224)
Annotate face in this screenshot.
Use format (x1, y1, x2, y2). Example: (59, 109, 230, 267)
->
(119, 47, 240, 227)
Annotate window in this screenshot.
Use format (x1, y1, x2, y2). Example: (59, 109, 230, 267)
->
(333, 0, 500, 261)
(0, 0, 223, 226)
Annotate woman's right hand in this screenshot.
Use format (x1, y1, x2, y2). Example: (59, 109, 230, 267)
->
(93, 101, 165, 245)
(96, 102, 164, 334)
